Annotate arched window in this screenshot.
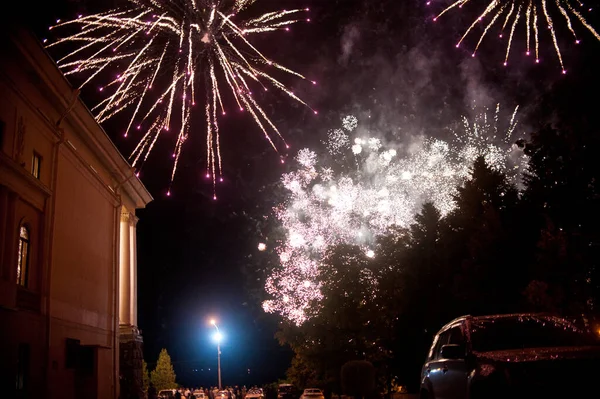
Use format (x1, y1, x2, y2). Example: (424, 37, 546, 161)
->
(17, 225, 30, 287)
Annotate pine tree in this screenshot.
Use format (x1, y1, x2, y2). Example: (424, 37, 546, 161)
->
(150, 349, 177, 391)
(142, 359, 150, 394)
(444, 156, 522, 315)
(522, 125, 600, 313)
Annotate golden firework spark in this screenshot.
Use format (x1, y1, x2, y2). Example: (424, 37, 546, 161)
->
(429, 0, 600, 73)
(47, 0, 317, 198)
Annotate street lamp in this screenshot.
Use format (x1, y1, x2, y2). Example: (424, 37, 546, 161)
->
(211, 320, 222, 390)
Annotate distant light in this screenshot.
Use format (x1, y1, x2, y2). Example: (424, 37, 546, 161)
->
(212, 332, 223, 343)
(366, 250, 375, 258)
(258, 243, 267, 251)
(210, 319, 216, 325)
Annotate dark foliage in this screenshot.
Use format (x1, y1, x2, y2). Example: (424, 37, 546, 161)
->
(341, 360, 376, 399)
(276, 120, 600, 393)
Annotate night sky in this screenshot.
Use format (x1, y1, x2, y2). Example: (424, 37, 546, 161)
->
(15, 0, 600, 388)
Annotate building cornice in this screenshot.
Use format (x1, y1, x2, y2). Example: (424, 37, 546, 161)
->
(8, 28, 153, 209)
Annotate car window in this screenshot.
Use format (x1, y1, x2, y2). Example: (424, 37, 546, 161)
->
(447, 325, 464, 346)
(470, 315, 600, 352)
(426, 334, 439, 361)
(435, 330, 452, 359)
(427, 329, 451, 361)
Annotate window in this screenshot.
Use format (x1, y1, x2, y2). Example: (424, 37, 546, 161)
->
(15, 343, 30, 392)
(31, 152, 41, 179)
(427, 335, 440, 361)
(448, 326, 464, 346)
(434, 330, 452, 359)
(16, 226, 30, 287)
(428, 330, 450, 361)
(469, 316, 600, 352)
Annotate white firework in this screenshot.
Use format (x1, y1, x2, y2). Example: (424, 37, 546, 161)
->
(263, 109, 526, 324)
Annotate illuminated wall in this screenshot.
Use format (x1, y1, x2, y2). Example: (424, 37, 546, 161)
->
(0, 28, 152, 399)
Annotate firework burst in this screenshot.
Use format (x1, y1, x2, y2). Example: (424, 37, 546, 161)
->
(428, 0, 600, 72)
(263, 107, 526, 324)
(47, 0, 316, 198)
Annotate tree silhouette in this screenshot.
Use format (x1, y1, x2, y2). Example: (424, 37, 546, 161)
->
(274, 140, 600, 392)
(341, 360, 376, 399)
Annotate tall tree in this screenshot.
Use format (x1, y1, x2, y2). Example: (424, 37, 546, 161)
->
(443, 156, 523, 315)
(341, 360, 376, 399)
(522, 125, 600, 313)
(151, 349, 177, 391)
(286, 353, 321, 391)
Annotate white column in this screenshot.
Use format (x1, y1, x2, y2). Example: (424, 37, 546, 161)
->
(129, 214, 138, 327)
(119, 210, 131, 325)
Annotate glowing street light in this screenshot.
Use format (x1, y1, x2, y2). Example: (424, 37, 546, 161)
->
(212, 331, 223, 343)
(210, 319, 222, 389)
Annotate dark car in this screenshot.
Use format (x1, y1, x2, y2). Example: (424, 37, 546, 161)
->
(420, 313, 600, 399)
(277, 384, 298, 399)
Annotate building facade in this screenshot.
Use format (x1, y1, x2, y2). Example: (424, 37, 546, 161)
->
(0, 27, 152, 399)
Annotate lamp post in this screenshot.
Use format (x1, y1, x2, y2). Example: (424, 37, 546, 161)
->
(211, 319, 222, 390)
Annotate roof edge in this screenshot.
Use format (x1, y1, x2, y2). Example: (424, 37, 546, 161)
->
(10, 27, 153, 208)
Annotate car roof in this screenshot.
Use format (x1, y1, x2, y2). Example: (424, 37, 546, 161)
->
(437, 313, 565, 334)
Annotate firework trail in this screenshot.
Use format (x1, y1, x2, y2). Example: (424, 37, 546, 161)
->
(428, 0, 600, 73)
(47, 0, 317, 198)
(262, 107, 526, 324)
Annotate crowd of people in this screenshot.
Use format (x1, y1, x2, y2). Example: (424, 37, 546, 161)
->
(147, 384, 260, 399)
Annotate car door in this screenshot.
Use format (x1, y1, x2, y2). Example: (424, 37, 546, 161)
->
(425, 329, 450, 398)
(436, 325, 469, 399)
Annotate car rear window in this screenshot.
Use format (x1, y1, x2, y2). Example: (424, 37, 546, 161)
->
(470, 315, 600, 352)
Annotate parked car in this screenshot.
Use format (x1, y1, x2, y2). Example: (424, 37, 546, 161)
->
(193, 390, 206, 399)
(158, 389, 177, 399)
(217, 390, 234, 399)
(300, 388, 324, 399)
(420, 313, 600, 399)
(277, 384, 298, 399)
(245, 388, 264, 399)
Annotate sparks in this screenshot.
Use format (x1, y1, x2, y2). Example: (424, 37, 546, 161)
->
(432, 0, 600, 70)
(47, 0, 315, 189)
(263, 108, 527, 324)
